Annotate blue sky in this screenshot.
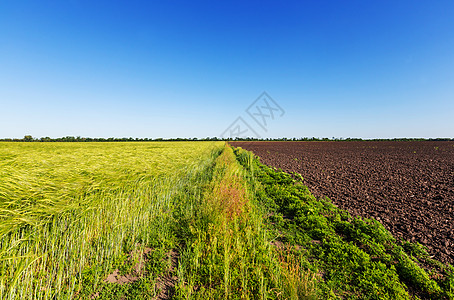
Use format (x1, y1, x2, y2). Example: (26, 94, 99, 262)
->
(1, 1, 453, 139)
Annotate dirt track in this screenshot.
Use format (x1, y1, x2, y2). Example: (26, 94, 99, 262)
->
(231, 141, 454, 264)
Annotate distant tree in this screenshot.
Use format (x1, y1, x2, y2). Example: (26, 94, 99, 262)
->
(64, 136, 76, 142)
(24, 135, 33, 142)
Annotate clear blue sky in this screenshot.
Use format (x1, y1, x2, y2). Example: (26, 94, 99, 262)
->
(1, 1, 453, 139)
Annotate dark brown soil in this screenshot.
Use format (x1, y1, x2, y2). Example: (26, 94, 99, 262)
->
(231, 141, 454, 264)
(155, 249, 179, 300)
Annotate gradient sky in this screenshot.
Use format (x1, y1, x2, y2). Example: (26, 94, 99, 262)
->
(1, 1, 453, 139)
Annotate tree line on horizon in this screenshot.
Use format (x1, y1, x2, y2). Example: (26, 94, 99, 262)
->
(0, 135, 452, 142)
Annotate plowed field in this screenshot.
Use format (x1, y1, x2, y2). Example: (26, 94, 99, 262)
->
(231, 141, 454, 264)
